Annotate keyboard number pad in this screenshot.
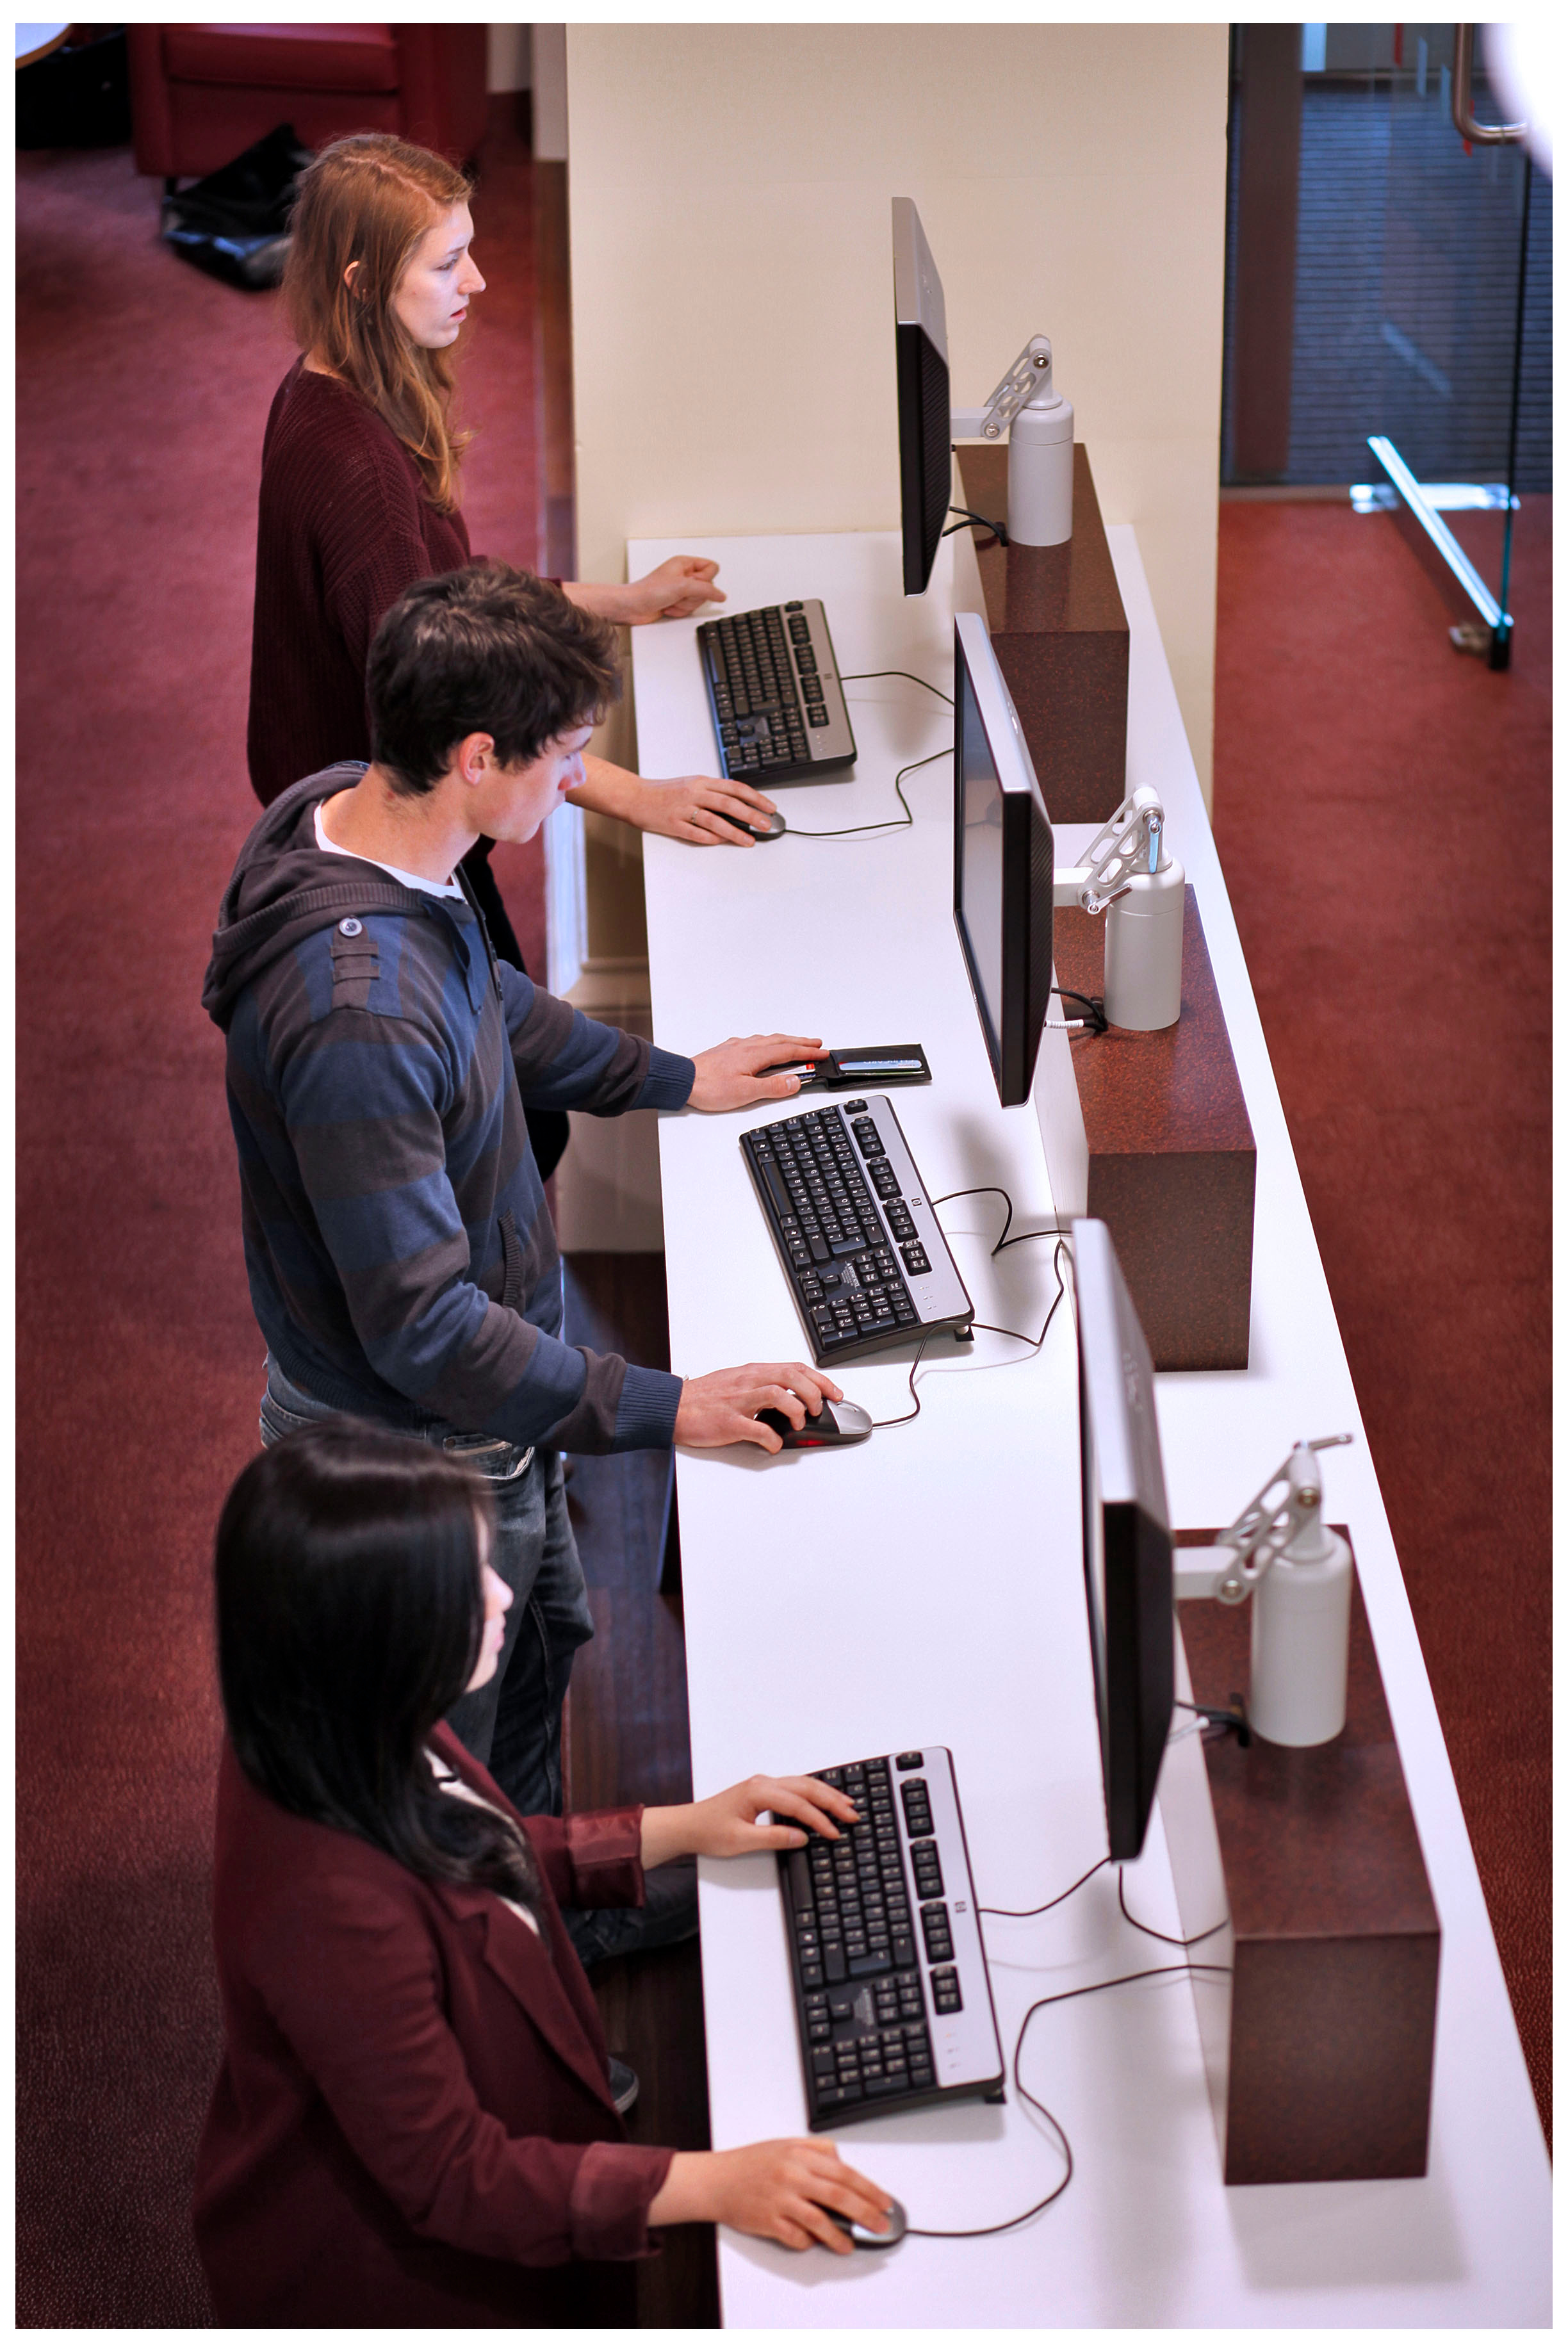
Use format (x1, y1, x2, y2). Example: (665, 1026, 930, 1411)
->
(931, 1965, 964, 2016)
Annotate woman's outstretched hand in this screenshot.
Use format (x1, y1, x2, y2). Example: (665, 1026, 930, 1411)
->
(562, 558, 724, 626)
(641, 1774, 858, 1869)
(648, 2141, 897, 2255)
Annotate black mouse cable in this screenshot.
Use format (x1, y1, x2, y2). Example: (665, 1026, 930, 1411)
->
(869, 1330, 935, 1428)
(782, 744, 950, 840)
(904, 1961, 1234, 2244)
(929, 1183, 1072, 1260)
(872, 1218, 1073, 1430)
(1117, 1869, 1229, 1950)
(837, 669, 954, 705)
(978, 1852, 1111, 1920)
(967, 1235, 1072, 1355)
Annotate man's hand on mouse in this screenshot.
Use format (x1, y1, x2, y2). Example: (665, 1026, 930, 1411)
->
(687, 1035, 825, 1113)
(674, 1364, 842, 1451)
(646, 2139, 898, 2255)
(621, 772, 780, 847)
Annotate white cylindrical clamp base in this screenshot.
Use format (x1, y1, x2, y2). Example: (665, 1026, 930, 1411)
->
(1103, 859, 1185, 1030)
(1007, 397, 1074, 546)
(1248, 1526, 1353, 1746)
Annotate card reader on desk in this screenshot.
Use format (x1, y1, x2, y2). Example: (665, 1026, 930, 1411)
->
(762, 1044, 933, 1092)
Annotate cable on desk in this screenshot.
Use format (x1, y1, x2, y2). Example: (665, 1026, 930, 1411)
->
(869, 1331, 935, 1429)
(941, 504, 1009, 546)
(838, 669, 954, 706)
(1117, 1868, 1229, 1950)
(979, 1853, 1110, 1920)
(906, 1961, 1233, 2242)
(783, 745, 950, 839)
(969, 1236, 1072, 1355)
(929, 1184, 1072, 1259)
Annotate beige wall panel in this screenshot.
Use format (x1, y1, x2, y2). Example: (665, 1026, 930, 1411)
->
(568, 23, 1229, 817)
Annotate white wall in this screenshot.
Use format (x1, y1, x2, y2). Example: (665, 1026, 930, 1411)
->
(485, 25, 528, 95)
(566, 24, 1229, 802)
(530, 25, 569, 164)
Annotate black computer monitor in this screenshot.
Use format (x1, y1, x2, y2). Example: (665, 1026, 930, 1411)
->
(1072, 1218, 1175, 1861)
(892, 197, 951, 597)
(952, 609, 1054, 1107)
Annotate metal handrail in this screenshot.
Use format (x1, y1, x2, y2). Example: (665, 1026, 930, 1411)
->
(1451, 26, 1527, 146)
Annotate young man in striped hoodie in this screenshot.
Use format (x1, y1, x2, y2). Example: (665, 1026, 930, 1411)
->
(204, 562, 838, 1879)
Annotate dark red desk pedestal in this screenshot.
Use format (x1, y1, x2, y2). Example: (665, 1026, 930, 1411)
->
(1162, 1553, 1441, 2185)
(955, 443, 1129, 822)
(1040, 888, 1255, 1369)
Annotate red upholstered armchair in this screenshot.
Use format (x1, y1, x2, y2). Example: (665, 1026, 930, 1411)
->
(128, 24, 489, 184)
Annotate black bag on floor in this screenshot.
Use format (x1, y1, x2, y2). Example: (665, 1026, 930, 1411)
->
(161, 123, 315, 290)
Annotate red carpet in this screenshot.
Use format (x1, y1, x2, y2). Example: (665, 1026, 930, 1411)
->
(16, 139, 1549, 2326)
(1212, 496, 1552, 2138)
(15, 122, 548, 2326)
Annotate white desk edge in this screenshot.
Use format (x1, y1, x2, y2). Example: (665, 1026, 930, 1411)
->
(618, 521, 1549, 2328)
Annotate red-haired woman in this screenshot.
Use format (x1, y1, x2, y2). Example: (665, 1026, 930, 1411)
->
(249, 136, 775, 1170)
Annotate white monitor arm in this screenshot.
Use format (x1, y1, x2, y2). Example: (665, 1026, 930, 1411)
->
(952, 335, 1074, 548)
(1173, 1435, 1356, 1748)
(1052, 786, 1185, 1030)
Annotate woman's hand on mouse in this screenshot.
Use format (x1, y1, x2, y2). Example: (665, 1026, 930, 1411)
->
(647, 2141, 895, 2255)
(641, 1774, 858, 1869)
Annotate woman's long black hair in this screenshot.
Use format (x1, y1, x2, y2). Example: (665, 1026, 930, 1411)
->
(215, 1418, 548, 1925)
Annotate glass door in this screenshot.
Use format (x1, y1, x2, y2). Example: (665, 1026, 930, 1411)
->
(1362, 24, 1537, 666)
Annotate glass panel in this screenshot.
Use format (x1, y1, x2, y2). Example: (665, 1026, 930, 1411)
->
(1376, 26, 1531, 492)
(1222, 24, 1551, 649)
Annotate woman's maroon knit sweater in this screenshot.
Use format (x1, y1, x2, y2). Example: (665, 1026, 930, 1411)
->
(247, 360, 473, 808)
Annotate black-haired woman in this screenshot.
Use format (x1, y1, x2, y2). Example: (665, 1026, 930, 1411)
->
(193, 1421, 894, 2325)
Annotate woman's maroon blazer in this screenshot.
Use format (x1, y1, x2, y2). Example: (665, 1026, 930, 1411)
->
(192, 1724, 676, 2326)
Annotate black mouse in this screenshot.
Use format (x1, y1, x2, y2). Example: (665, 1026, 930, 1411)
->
(742, 810, 787, 841)
(818, 2197, 908, 2250)
(756, 1400, 873, 1449)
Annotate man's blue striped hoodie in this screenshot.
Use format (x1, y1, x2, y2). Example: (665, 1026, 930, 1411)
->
(202, 767, 694, 1452)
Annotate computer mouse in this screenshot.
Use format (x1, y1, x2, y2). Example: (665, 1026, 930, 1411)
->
(742, 810, 788, 841)
(818, 2198, 908, 2251)
(755, 1399, 873, 1448)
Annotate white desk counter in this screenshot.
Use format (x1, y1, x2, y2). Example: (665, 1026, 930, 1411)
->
(626, 524, 1549, 2326)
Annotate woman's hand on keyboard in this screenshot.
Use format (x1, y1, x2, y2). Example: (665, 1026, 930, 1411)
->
(641, 1774, 858, 1870)
(673, 1362, 840, 1449)
(648, 2143, 896, 2255)
(687, 1035, 825, 1111)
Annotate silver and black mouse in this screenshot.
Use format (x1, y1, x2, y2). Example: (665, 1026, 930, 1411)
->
(756, 1399, 874, 1450)
(742, 810, 788, 841)
(819, 2197, 908, 2250)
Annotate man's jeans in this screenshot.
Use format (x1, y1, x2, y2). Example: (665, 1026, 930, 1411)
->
(257, 1357, 593, 1819)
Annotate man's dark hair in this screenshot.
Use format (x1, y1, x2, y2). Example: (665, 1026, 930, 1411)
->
(215, 1417, 550, 1931)
(366, 560, 621, 795)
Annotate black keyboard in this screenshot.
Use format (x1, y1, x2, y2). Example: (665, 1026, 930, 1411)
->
(742, 1094, 973, 1366)
(778, 1748, 1004, 2128)
(697, 598, 856, 783)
